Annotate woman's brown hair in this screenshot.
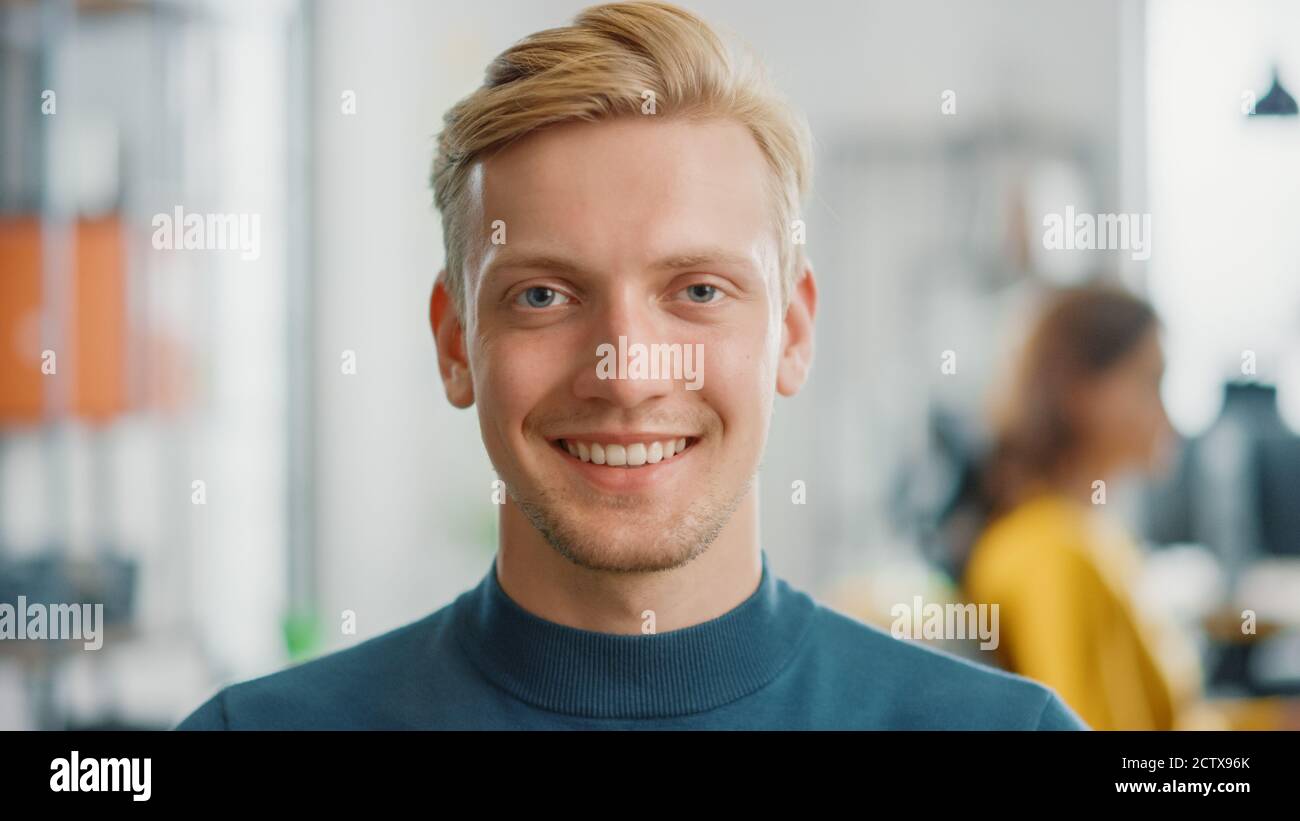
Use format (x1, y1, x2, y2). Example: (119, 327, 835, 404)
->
(981, 284, 1159, 518)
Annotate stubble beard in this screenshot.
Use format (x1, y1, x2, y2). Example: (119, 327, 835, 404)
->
(510, 468, 754, 574)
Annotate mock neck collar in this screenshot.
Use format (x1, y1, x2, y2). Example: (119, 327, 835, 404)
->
(452, 550, 815, 719)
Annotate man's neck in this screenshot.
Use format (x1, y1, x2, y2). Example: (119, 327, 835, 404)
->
(494, 492, 763, 635)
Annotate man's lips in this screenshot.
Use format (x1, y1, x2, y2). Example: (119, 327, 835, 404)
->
(547, 435, 698, 467)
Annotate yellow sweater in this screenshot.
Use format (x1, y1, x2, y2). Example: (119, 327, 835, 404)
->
(963, 493, 1200, 730)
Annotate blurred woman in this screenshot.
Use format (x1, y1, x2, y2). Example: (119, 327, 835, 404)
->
(962, 285, 1291, 730)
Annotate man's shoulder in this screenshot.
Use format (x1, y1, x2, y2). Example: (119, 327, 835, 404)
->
(175, 604, 457, 730)
(800, 600, 1088, 730)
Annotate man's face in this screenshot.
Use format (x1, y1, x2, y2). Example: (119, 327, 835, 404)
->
(441, 116, 803, 573)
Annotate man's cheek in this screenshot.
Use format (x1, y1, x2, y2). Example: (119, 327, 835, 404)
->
(503, 341, 572, 392)
(482, 338, 575, 426)
(481, 329, 543, 375)
(705, 339, 773, 402)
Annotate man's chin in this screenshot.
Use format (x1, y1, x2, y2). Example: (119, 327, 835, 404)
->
(513, 495, 738, 574)
(506, 458, 754, 573)
(554, 538, 702, 574)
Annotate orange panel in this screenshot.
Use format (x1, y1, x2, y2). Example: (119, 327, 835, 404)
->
(0, 215, 129, 425)
(0, 216, 44, 423)
(72, 216, 129, 421)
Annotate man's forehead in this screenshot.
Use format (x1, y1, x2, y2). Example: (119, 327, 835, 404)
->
(476, 117, 769, 212)
(463, 118, 778, 284)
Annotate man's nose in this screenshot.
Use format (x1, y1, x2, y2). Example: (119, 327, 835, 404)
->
(572, 292, 676, 408)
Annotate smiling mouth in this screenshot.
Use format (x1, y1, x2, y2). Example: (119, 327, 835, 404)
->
(552, 437, 697, 467)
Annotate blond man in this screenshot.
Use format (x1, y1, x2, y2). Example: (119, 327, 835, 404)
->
(178, 1, 1085, 730)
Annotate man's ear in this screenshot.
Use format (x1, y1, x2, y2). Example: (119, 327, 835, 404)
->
(430, 271, 474, 408)
(776, 261, 817, 397)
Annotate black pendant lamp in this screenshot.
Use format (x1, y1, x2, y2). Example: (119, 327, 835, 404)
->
(1252, 65, 1298, 116)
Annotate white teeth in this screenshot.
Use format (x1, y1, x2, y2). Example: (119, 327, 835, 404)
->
(560, 437, 692, 467)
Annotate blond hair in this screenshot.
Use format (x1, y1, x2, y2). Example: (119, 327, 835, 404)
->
(430, 0, 812, 315)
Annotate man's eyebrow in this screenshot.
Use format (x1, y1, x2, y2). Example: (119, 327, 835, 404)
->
(482, 248, 759, 280)
(484, 252, 587, 277)
(651, 249, 758, 272)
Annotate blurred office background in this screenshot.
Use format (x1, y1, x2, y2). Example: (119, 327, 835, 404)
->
(1, 0, 1298, 729)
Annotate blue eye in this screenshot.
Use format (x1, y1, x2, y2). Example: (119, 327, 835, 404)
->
(516, 287, 570, 308)
(682, 284, 721, 303)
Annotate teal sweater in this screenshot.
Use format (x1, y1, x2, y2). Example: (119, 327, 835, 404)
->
(176, 551, 1087, 730)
